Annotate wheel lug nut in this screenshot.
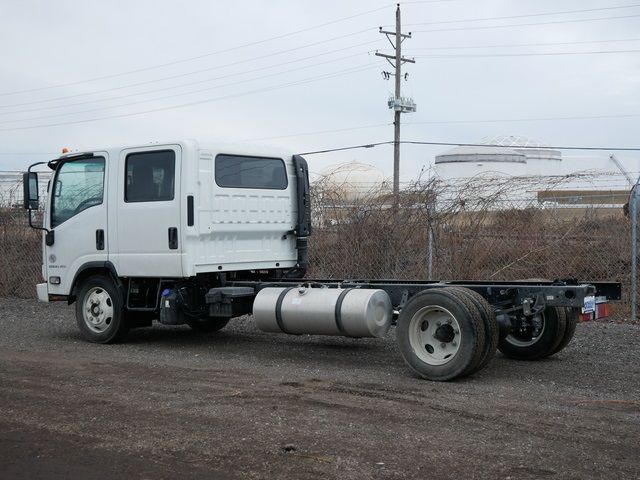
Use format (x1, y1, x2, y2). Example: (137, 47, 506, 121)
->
(436, 321, 441, 326)
(454, 330, 459, 334)
(452, 341, 457, 346)
(440, 343, 446, 348)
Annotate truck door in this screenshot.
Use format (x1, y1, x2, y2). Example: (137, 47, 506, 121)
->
(45, 154, 109, 296)
(113, 145, 182, 277)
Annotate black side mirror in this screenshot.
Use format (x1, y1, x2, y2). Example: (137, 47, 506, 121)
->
(23, 172, 39, 210)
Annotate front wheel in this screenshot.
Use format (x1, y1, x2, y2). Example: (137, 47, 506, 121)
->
(75, 275, 128, 343)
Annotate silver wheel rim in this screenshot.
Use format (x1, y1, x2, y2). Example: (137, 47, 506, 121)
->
(82, 287, 114, 333)
(506, 313, 545, 347)
(408, 305, 461, 366)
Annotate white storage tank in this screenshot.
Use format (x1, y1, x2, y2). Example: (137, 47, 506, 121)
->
(319, 161, 389, 201)
(434, 145, 528, 180)
(484, 135, 562, 176)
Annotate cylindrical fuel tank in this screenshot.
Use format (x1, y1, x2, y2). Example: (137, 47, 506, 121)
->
(253, 287, 392, 338)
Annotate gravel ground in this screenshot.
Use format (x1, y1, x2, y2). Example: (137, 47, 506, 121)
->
(0, 297, 639, 480)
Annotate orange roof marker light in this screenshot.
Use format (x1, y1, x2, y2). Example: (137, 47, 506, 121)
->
(61, 147, 69, 154)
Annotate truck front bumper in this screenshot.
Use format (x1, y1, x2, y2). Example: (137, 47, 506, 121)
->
(36, 283, 49, 302)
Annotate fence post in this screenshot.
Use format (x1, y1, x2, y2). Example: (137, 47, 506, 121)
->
(427, 226, 433, 280)
(426, 199, 435, 281)
(631, 182, 638, 321)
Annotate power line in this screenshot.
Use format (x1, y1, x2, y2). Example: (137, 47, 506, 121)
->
(3, 6, 634, 109)
(0, 42, 381, 117)
(1, 2, 634, 103)
(1, 109, 637, 143)
(414, 49, 640, 58)
(404, 140, 640, 151)
(404, 37, 640, 51)
(403, 3, 640, 27)
(0, 152, 57, 155)
(401, 0, 461, 4)
(251, 113, 640, 141)
(0, 65, 378, 132)
(9, 37, 637, 117)
(413, 13, 640, 33)
(404, 113, 640, 125)
(0, 5, 393, 97)
(299, 140, 640, 155)
(300, 142, 392, 155)
(0, 53, 378, 124)
(248, 122, 391, 141)
(0, 29, 378, 110)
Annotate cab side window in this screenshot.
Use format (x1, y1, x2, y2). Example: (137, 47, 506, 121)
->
(125, 150, 175, 202)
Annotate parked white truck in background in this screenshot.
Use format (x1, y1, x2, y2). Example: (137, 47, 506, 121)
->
(23, 139, 621, 381)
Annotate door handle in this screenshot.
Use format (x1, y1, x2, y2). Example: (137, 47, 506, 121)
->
(168, 227, 178, 250)
(96, 229, 105, 250)
(187, 195, 194, 226)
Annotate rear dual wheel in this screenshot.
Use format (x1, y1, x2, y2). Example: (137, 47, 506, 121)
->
(448, 287, 499, 375)
(498, 306, 578, 360)
(553, 307, 579, 355)
(500, 277, 580, 360)
(396, 287, 497, 381)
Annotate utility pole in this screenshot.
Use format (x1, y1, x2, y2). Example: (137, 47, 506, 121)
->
(376, 4, 416, 206)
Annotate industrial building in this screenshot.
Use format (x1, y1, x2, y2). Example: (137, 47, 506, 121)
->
(434, 135, 563, 179)
(433, 135, 636, 212)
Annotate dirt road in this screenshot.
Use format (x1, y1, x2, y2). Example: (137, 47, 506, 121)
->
(0, 298, 638, 479)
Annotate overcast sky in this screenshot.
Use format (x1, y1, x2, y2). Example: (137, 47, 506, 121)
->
(0, 0, 638, 179)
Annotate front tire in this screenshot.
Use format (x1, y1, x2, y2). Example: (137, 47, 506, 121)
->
(75, 275, 128, 344)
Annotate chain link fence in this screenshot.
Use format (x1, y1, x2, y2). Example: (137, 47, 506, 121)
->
(308, 172, 634, 322)
(0, 171, 635, 321)
(0, 208, 43, 297)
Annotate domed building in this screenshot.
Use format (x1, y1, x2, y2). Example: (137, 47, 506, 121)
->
(434, 144, 528, 180)
(318, 161, 389, 202)
(434, 135, 562, 181)
(312, 161, 390, 227)
(484, 135, 562, 176)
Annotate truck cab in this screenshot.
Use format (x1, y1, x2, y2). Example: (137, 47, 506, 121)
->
(25, 139, 311, 342)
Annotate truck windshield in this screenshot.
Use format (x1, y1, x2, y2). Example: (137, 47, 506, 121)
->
(51, 157, 105, 228)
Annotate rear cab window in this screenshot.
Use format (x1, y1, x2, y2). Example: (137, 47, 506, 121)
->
(125, 150, 175, 202)
(215, 154, 287, 190)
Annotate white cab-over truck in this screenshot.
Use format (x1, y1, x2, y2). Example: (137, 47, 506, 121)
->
(23, 139, 621, 381)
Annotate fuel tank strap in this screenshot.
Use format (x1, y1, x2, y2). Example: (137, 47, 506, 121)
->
(334, 288, 355, 336)
(275, 287, 296, 334)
